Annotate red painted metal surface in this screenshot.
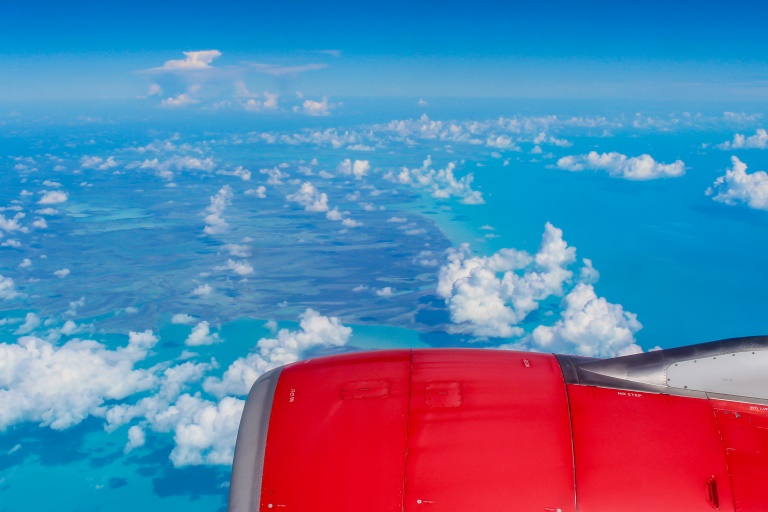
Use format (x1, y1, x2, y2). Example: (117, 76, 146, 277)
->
(568, 385, 735, 512)
(259, 350, 411, 512)
(403, 350, 576, 512)
(256, 349, 761, 511)
(710, 399, 768, 512)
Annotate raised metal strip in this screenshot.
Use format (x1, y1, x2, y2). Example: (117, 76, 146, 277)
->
(555, 336, 768, 400)
(228, 367, 282, 512)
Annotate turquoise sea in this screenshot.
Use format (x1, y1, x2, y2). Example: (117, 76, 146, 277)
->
(2, 98, 768, 510)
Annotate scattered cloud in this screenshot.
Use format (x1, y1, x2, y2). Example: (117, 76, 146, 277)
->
(185, 321, 222, 346)
(203, 309, 351, 398)
(54, 268, 71, 278)
(530, 283, 643, 357)
(385, 155, 484, 204)
(245, 186, 267, 198)
(0, 213, 25, 232)
(244, 92, 279, 111)
(437, 223, 570, 337)
(337, 159, 370, 180)
(297, 97, 330, 116)
(707, 156, 768, 211)
(217, 166, 251, 180)
(437, 223, 643, 355)
(144, 84, 163, 98)
(203, 186, 233, 235)
(157, 50, 222, 71)
(81, 155, 118, 170)
(104, 360, 225, 467)
(222, 243, 251, 258)
(162, 93, 199, 108)
(341, 217, 363, 228)
(38, 191, 68, 205)
(0, 275, 19, 300)
(124, 425, 146, 453)
(717, 129, 768, 150)
(287, 182, 329, 212)
(193, 283, 213, 296)
(171, 313, 197, 325)
(0, 331, 159, 430)
(217, 259, 254, 276)
(165, 394, 244, 466)
(556, 151, 685, 180)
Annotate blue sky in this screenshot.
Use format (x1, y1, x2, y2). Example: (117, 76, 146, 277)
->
(3, 0, 768, 102)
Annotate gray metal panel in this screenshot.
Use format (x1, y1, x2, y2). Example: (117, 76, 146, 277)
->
(667, 350, 768, 399)
(556, 335, 768, 400)
(228, 367, 282, 512)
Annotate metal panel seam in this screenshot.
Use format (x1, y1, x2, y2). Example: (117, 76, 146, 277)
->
(706, 393, 738, 512)
(400, 350, 414, 512)
(556, 356, 579, 512)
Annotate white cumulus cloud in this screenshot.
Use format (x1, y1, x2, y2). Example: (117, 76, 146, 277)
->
(159, 50, 222, 70)
(245, 186, 267, 198)
(81, 156, 118, 170)
(556, 151, 685, 180)
(171, 313, 197, 325)
(286, 182, 329, 212)
(437, 223, 576, 338)
(0, 213, 25, 232)
(203, 309, 351, 398)
(167, 394, 244, 466)
(161, 93, 199, 108)
(530, 283, 643, 357)
(184, 321, 222, 346)
(38, 191, 68, 205)
(204, 186, 233, 235)
(706, 156, 768, 211)
(193, 283, 213, 296)
(717, 129, 768, 150)
(217, 259, 254, 276)
(15, 313, 40, 335)
(0, 276, 18, 301)
(298, 97, 330, 116)
(0, 331, 159, 430)
(124, 425, 146, 453)
(385, 155, 484, 204)
(438, 224, 643, 356)
(337, 159, 370, 180)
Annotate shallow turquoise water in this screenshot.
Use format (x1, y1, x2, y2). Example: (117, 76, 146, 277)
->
(2, 102, 768, 510)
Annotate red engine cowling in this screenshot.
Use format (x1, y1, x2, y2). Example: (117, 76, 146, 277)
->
(229, 337, 768, 512)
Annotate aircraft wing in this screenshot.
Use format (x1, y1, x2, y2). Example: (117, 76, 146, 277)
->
(229, 336, 768, 512)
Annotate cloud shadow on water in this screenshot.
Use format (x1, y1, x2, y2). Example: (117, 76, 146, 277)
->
(0, 417, 102, 470)
(126, 441, 229, 503)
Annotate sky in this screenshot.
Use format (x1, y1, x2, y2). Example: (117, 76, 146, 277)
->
(3, 0, 768, 102)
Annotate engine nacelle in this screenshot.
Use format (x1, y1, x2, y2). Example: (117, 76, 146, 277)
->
(230, 337, 768, 511)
